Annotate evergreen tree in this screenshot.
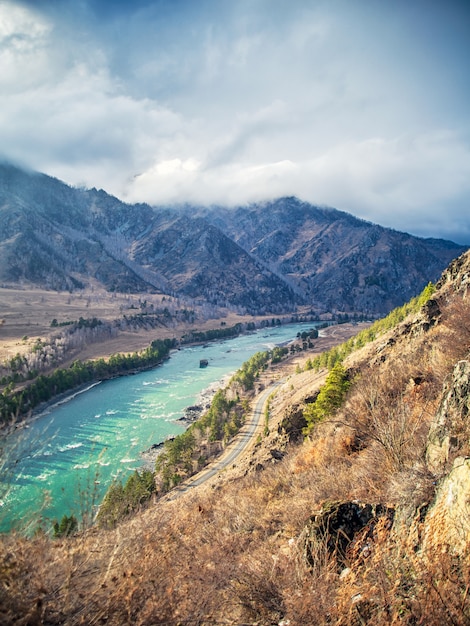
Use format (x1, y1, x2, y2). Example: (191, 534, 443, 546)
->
(304, 362, 350, 430)
(53, 514, 78, 537)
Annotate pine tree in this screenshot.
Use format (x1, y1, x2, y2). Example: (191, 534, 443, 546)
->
(304, 362, 350, 430)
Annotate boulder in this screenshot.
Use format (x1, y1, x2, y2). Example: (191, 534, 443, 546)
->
(278, 405, 309, 443)
(302, 501, 394, 568)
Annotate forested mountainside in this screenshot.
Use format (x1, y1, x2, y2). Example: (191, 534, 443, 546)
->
(1, 250, 469, 625)
(1, 163, 466, 315)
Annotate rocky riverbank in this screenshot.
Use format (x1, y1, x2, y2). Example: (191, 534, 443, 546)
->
(139, 373, 233, 468)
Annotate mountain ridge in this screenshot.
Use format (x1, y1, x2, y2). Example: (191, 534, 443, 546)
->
(195, 197, 466, 313)
(0, 162, 467, 315)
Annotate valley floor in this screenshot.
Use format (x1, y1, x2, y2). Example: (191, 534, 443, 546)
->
(1, 291, 469, 624)
(0, 286, 290, 364)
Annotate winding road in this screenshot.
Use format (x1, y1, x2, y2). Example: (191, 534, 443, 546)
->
(165, 381, 281, 499)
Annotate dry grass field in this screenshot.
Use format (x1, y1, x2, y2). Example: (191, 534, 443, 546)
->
(0, 286, 278, 365)
(1, 285, 361, 372)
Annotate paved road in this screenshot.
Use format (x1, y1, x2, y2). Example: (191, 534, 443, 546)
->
(164, 381, 281, 500)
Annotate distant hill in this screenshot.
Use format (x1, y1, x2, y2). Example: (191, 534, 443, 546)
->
(0, 163, 466, 315)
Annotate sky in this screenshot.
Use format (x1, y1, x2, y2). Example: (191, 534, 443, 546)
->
(1, 0, 469, 243)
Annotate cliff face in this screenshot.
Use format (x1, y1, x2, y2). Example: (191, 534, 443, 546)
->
(423, 358, 470, 555)
(424, 455, 470, 555)
(426, 359, 470, 474)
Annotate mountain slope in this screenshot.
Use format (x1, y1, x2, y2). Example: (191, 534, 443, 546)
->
(0, 164, 295, 312)
(198, 196, 466, 313)
(0, 163, 467, 315)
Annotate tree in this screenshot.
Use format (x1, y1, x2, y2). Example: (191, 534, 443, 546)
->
(97, 470, 156, 529)
(96, 480, 125, 529)
(304, 362, 351, 431)
(53, 514, 78, 537)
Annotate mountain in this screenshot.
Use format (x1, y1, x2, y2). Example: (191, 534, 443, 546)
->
(0, 163, 467, 315)
(0, 164, 294, 314)
(196, 197, 466, 313)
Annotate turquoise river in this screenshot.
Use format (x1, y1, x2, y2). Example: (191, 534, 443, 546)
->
(0, 323, 318, 533)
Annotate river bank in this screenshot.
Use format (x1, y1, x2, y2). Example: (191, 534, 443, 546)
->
(137, 322, 370, 471)
(1, 317, 322, 431)
(2, 321, 333, 533)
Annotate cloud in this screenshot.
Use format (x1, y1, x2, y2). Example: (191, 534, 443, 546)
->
(1, 0, 469, 243)
(0, 1, 185, 190)
(0, 3, 53, 92)
(129, 131, 470, 215)
(303, 133, 470, 240)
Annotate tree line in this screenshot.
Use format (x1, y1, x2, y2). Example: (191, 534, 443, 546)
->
(0, 306, 200, 387)
(303, 283, 436, 373)
(301, 282, 437, 434)
(180, 323, 244, 344)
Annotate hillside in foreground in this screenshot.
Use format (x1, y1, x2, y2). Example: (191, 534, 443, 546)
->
(1, 250, 470, 624)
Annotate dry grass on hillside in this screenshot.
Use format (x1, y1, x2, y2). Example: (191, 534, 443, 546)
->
(1, 285, 470, 624)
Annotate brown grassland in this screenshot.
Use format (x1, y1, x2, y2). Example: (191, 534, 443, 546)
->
(0, 286, 261, 364)
(1, 259, 470, 625)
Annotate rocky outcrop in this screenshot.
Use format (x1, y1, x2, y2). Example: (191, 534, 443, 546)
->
(423, 456, 470, 555)
(426, 359, 470, 474)
(436, 249, 470, 295)
(278, 404, 309, 443)
(420, 358, 470, 557)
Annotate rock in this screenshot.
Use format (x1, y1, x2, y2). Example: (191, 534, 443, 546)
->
(278, 405, 308, 443)
(142, 439, 171, 454)
(423, 456, 470, 555)
(177, 405, 204, 424)
(140, 436, 176, 468)
(426, 359, 470, 473)
(436, 250, 470, 294)
(339, 567, 352, 579)
(410, 297, 442, 335)
(302, 501, 394, 568)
